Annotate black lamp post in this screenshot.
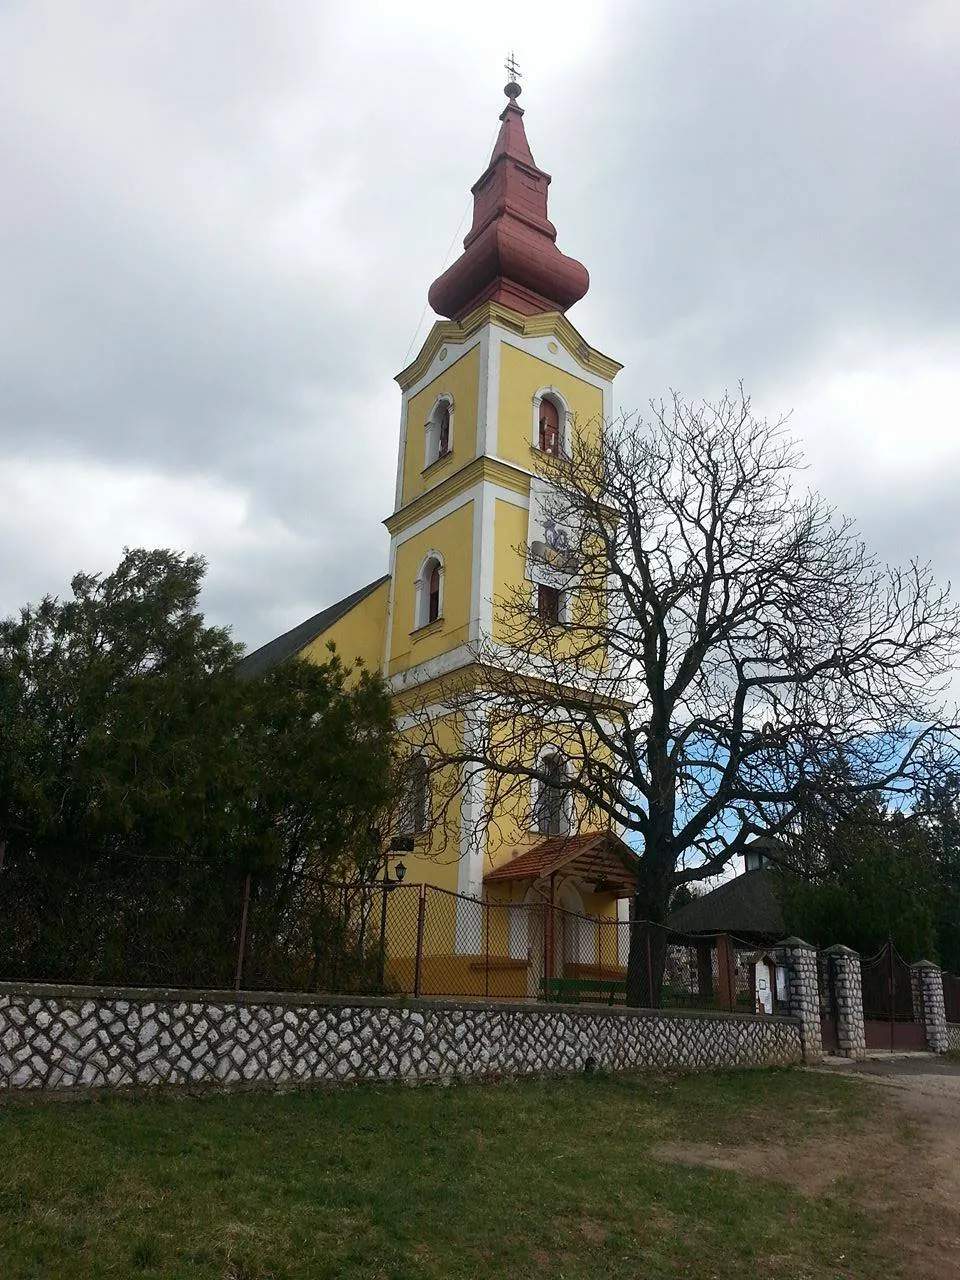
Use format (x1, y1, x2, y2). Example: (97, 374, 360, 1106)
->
(376, 844, 409, 992)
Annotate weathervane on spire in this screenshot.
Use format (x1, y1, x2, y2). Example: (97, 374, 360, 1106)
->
(504, 52, 522, 99)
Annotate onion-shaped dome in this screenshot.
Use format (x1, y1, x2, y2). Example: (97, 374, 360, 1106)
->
(428, 81, 589, 321)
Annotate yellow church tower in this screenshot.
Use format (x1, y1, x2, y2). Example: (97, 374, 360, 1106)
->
(385, 74, 623, 885)
(240, 74, 639, 994)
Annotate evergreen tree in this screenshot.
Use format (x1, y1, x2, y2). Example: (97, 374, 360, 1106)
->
(779, 796, 938, 960)
(915, 773, 960, 973)
(0, 548, 396, 987)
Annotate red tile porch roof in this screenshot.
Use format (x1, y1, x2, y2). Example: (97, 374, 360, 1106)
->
(484, 831, 639, 897)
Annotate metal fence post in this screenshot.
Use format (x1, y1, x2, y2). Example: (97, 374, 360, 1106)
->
(544, 900, 554, 992)
(484, 898, 491, 998)
(329, 884, 343, 992)
(377, 882, 389, 993)
(234, 870, 252, 994)
(887, 937, 895, 1054)
(413, 886, 426, 998)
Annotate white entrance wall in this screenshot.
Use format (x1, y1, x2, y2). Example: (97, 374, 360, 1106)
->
(556, 880, 596, 967)
(755, 957, 775, 1015)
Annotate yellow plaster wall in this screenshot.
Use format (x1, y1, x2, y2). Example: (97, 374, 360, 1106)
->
(481, 715, 616, 869)
(401, 345, 480, 506)
(389, 501, 474, 675)
(392, 712, 465, 896)
(496, 342, 604, 470)
(492, 498, 529, 646)
(298, 578, 389, 673)
(381, 696, 622, 983)
(491, 497, 607, 673)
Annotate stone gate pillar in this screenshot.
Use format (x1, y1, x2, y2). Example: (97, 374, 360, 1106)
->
(911, 960, 948, 1054)
(822, 944, 866, 1060)
(774, 937, 823, 1064)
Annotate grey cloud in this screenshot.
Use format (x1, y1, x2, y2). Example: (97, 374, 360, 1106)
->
(1, 0, 958, 657)
(567, 1, 960, 405)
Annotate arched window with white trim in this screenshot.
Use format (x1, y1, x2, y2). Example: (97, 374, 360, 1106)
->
(532, 388, 571, 459)
(414, 552, 445, 629)
(424, 395, 454, 468)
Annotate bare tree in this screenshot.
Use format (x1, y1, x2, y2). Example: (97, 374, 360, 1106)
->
(415, 389, 960, 1004)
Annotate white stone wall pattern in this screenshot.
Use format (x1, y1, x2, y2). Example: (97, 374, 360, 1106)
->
(0, 984, 802, 1094)
(823, 945, 867, 1061)
(774, 939, 823, 1064)
(912, 963, 949, 1055)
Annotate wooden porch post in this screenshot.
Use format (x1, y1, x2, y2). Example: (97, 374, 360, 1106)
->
(544, 872, 556, 985)
(716, 933, 735, 1011)
(696, 941, 713, 1000)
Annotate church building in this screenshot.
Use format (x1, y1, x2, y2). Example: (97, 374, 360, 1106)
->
(240, 75, 641, 996)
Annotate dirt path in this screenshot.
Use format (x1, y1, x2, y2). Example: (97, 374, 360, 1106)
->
(819, 1056, 960, 1278)
(653, 1054, 960, 1279)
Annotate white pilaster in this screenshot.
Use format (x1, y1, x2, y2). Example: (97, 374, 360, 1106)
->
(455, 702, 487, 953)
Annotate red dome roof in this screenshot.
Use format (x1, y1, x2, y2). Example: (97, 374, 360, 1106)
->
(428, 83, 590, 321)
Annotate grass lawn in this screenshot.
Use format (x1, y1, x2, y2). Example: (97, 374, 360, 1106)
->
(0, 1069, 919, 1279)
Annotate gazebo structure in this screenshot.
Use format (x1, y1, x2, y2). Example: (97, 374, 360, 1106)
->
(666, 844, 787, 1012)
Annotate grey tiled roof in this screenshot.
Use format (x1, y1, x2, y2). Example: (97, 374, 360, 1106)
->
(667, 868, 785, 941)
(235, 575, 389, 680)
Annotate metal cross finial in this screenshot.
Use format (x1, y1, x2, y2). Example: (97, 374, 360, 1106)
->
(505, 51, 522, 83)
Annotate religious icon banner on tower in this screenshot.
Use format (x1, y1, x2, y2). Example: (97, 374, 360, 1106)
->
(526, 477, 582, 588)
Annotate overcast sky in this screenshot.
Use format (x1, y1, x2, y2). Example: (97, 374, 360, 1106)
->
(2, 0, 959, 654)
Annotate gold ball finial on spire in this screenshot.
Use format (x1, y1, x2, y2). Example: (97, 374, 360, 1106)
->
(504, 51, 522, 99)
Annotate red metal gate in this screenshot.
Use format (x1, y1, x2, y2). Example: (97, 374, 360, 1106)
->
(944, 973, 960, 1025)
(860, 941, 926, 1052)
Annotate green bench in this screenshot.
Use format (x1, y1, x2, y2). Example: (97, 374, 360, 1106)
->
(539, 977, 627, 1006)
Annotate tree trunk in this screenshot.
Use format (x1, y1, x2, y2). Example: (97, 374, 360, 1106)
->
(625, 852, 673, 1007)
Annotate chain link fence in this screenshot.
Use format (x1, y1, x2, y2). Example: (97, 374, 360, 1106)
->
(238, 881, 780, 1013)
(0, 859, 781, 1012)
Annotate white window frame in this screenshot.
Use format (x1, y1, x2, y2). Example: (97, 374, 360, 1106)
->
(531, 746, 573, 836)
(424, 394, 455, 469)
(531, 387, 572, 458)
(413, 550, 445, 630)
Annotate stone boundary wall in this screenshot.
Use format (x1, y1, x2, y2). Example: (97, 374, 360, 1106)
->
(946, 1023, 960, 1053)
(0, 983, 801, 1096)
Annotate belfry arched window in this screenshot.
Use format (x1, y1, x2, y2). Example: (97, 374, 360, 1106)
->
(414, 552, 445, 629)
(532, 388, 571, 459)
(538, 397, 561, 457)
(425, 395, 454, 468)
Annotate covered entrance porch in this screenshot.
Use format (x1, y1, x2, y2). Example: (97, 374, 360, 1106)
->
(484, 831, 639, 1001)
